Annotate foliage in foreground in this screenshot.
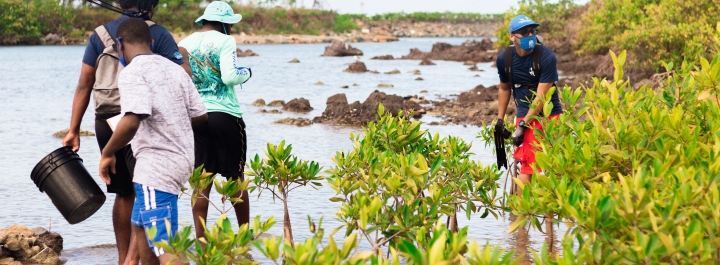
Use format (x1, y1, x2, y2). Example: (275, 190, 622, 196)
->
(151, 109, 516, 264)
(479, 50, 720, 264)
(327, 106, 504, 253)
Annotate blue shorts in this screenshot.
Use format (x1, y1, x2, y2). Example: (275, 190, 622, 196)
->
(131, 183, 178, 257)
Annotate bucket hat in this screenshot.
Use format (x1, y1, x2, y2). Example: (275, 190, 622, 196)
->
(508, 14, 540, 33)
(195, 1, 242, 25)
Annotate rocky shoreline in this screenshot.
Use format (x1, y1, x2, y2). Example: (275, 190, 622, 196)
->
(9, 20, 497, 46)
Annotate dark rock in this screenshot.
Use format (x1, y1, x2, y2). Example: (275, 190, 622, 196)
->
(420, 90, 428, 93)
(428, 85, 509, 126)
(313, 91, 424, 126)
(31, 227, 62, 255)
(236, 48, 259, 57)
(371, 55, 394, 60)
(419, 59, 436, 65)
(252, 99, 266, 106)
(283, 98, 313, 113)
(288, 58, 300, 63)
(322, 41, 363, 56)
(267, 100, 286, 107)
(468, 65, 479, 71)
(384, 69, 401, 74)
(341, 85, 349, 88)
(344, 62, 368, 73)
(415, 77, 424, 81)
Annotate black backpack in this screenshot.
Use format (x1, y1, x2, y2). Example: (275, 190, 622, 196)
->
(503, 43, 544, 88)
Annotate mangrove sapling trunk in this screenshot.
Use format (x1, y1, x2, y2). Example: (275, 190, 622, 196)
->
(545, 213, 555, 255)
(282, 186, 294, 246)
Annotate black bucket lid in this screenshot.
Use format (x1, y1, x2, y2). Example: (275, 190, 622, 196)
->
(31, 147, 83, 191)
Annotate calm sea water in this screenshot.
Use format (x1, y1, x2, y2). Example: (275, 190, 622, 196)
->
(0, 38, 563, 264)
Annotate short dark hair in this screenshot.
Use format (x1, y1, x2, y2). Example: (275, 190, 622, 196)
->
(117, 18, 152, 46)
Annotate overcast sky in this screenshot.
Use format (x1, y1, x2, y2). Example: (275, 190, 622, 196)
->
(288, 0, 589, 15)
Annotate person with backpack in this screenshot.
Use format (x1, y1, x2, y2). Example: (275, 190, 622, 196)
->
(176, 1, 252, 240)
(61, 0, 187, 264)
(494, 14, 563, 188)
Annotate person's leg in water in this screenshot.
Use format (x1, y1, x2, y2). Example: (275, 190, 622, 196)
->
(228, 175, 250, 227)
(115, 193, 139, 265)
(96, 120, 139, 265)
(192, 184, 212, 239)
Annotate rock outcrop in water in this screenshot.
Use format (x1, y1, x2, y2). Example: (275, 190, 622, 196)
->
(371, 55, 394, 60)
(236, 48, 259, 57)
(313, 91, 424, 126)
(274, 117, 313, 127)
(0, 225, 63, 264)
(344, 62, 368, 73)
(402, 39, 496, 63)
(322, 41, 363, 56)
(283, 98, 313, 113)
(52, 129, 95, 138)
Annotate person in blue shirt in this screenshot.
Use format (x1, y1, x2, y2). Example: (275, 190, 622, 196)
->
(495, 15, 563, 188)
(61, 1, 188, 264)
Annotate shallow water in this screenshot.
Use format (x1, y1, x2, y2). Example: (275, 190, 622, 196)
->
(0, 38, 564, 264)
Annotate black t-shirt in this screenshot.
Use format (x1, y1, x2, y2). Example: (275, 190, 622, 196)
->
(496, 45, 563, 118)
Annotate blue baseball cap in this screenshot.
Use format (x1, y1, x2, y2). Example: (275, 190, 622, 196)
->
(195, 1, 242, 25)
(508, 15, 540, 33)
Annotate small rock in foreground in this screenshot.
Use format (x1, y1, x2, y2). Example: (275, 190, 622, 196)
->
(252, 99, 266, 106)
(420, 59, 436, 66)
(288, 58, 300, 63)
(384, 69, 401, 74)
(315, 81, 325, 85)
(415, 77, 424, 81)
(53, 128, 95, 138)
(341, 85, 349, 88)
(267, 100, 286, 107)
(274, 117, 313, 127)
(283, 98, 314, 113)
(378, 83, 394, 88)
(371, 55, 394, 60)
(343, 62, 368, 73)
(420, 90, 428, 93)
(409, 69, 421, 75)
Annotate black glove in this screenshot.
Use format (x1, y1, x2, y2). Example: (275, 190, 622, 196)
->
(512, 120, 527, 147)
(493, 119, 511, 169)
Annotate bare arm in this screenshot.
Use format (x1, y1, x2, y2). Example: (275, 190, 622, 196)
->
(523, 82, 554, 124)
(99, 113, 142, 184)
(497, 82, 512, 120)
(62, 63, 96, 151)
(178, 47, 193, 77)
(191, 113, 208, 124)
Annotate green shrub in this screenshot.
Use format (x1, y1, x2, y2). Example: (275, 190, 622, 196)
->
(578, 0, 720, 71)
(494, 0, 577, 49)
(333, 14, 358, 33)
(0, 0, 74, 44)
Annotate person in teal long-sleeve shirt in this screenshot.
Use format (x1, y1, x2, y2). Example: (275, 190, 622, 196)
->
(177, 1, 252, 240)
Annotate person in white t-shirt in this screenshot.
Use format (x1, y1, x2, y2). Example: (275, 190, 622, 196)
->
(99, 18, 207, 265)
(177, 1, 252, 240)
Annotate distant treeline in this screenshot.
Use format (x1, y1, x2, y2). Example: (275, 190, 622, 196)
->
(0, 0, 502, 45)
